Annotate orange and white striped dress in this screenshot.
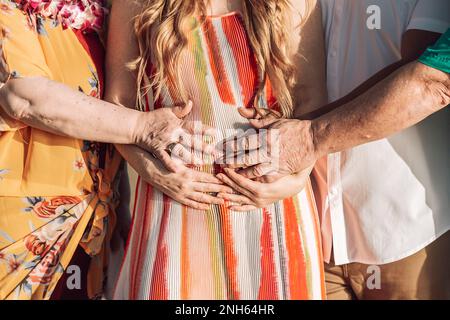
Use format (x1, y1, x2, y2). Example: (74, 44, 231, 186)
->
(114, 12, 325, 300)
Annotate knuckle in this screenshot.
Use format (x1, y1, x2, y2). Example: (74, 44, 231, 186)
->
(253, 166, 264, 177)
(253, 189, 263, 198)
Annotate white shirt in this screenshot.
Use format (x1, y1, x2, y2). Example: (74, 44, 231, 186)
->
(318, 0, 450, 265)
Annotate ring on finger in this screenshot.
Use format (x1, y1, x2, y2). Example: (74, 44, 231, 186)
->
(166, 142, 177, 154)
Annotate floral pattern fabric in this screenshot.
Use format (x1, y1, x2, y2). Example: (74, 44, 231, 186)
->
(0, 0, 121, 299)
(16, 0, 107, 32)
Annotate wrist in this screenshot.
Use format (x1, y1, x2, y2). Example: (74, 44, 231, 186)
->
(129, 110, 151, 146)
(0, 79, 31, 121)
(310, 118, 327, 160)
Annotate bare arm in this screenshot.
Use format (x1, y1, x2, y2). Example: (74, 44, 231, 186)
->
(105, 0, 229, 210)
(290, 0, 328, 117)
(312, 61, 450, 156)
(301, 29, 442, 119)
(234, 60, 449, 180)
(0, 76, 144, 144)
(104, 0, 156, 169)
(103, 0, 147, 171)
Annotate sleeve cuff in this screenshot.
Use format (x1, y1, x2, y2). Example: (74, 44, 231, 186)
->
(407, 18, 449, 35)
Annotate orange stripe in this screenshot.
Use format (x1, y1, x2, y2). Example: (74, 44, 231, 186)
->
(265, 79, 279, 112)
(202, 19, 236, 105)
(283, 197, 309, 299)
(219, 208, 240, 299)
(258, 208, 278, 299)
(221, 16, 258, 107)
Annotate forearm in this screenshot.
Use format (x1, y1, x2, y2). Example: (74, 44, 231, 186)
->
(0, 76, 142, 143)
(312, 61, 450, 157)
(300, 30, 442, 120)
(114, 144, 163, 185)
(300, 60, 405, 120)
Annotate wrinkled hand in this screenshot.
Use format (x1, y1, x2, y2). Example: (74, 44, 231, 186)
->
(216, 167, 313, 211)
(149, 166, 234, 210)
(134, 101, 215, 173)
(220, 107, 318, 182)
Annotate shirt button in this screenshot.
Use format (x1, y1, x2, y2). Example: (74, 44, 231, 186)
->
(330, 51, 337, 57)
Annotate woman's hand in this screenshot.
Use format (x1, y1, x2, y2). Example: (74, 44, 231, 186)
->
(147, 167, 234, 210)
(118, 143, 232, 210)
(134, 101, 215, 173)
(216, 166, 313, 211)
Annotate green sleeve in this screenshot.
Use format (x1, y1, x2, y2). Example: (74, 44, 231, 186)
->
(418, 28, 450, 73)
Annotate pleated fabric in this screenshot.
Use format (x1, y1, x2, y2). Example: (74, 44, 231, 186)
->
(113, 12, 325, 300)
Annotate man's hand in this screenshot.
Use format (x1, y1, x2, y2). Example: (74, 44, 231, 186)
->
(221, 107, 318, 182)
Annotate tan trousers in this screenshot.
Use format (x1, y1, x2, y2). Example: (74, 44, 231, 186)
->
(325, 232, 450, 300)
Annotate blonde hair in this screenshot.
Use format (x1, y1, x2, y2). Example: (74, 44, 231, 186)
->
(132, 0, 310, 116)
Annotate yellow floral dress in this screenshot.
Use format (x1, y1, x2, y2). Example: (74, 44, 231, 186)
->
(0, 1, 121, 299)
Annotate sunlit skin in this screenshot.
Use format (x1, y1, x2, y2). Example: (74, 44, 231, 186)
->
(106, 0, 327, 211)
(225, 61, 450, 186)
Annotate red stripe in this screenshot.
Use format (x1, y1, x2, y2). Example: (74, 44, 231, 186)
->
(221, 16, 258, 108)
(265, 80, 279, 112)
(283, 198, 309, 299)
(258, 208, 278, 299)
(219, 208, 240, 299)
(203, 19, 236, 105)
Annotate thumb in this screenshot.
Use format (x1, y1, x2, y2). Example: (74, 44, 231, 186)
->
(238, 107, 258, 119)
(172, 100, 193, 119)
(249, 118, 272, 129)
(238, 163, 274, 179)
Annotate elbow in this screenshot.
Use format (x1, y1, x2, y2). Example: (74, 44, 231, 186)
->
(0, 81, 32, 121)
(436, 76, 450, 107)
(425, 77, 450, 110)
(415, 62, 450, 110)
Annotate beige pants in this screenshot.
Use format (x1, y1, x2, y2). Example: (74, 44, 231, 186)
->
(325, 232, 450, 300)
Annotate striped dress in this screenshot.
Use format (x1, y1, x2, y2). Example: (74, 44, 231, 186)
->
(113, 12, 325, 300)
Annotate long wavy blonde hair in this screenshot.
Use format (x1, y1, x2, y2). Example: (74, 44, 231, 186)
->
(132, 0, 310, 116)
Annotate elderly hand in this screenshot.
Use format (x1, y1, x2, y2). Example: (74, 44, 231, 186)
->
(134, 101, 216, 173)
(147, 166, 234, 210)
(220, 107, 318, 182)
